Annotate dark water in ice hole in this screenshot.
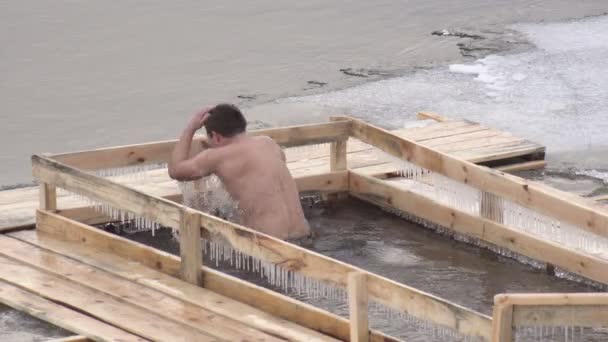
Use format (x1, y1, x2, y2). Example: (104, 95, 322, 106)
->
(119, 197, 605, 341)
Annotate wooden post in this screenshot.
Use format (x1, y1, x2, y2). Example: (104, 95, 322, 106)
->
(492, 295, 513, 342)
(179, 209, 203, 286)
(329, 116, 349, 200)
(348, 272, 369, 342)
(39, 183, 57, 211)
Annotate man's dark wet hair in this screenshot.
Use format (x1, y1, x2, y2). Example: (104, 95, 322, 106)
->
(204, 104, 247, 138)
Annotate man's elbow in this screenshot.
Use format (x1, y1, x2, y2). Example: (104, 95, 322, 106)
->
(168, 165, 186, 181)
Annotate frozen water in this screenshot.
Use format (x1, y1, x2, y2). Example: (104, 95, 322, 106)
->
(279, 16, 608, 165)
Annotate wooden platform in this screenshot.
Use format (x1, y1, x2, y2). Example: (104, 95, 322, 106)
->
(4, 114, 608, 342)
(0, 229, 340, 342)
(0, 117, 546, 231)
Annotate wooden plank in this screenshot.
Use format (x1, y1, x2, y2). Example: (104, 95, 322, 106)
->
(179, 208, 203, 286)
(27, 211, 396, 342)
(348, 171, 608, 286)
(349, 118, 608, 238)
(32, 154, 183, 229)
(495, 293, 608, 306)
(0, 256, 218, 342)
(8, 231, 340, 342)
(348, 272, 369, 342)
(491, 302, 513, 342)
(512, 305, 608, 327)
(296, 171, 349, 193)
(0, 235, 283, 342)
(495, 161, 547, 173)
(456, 143, 545, 164)
(401, 121, 479, 141)
(436, 136, 524, 154)
(420, 129, 504, 148)
(50, 121, 352, 170)
(0, 280, 145, 342)
(416, 111, 450, 122)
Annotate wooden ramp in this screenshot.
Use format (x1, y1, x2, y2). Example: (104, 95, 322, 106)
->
(0, 229, 340, 342)
(0, 115, 545, 231)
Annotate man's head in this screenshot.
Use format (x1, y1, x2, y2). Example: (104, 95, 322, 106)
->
(204, 104, 247, 147)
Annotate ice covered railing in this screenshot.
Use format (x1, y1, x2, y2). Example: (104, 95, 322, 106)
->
(491, 293, 608, 342)
(345, 116, 608, 288)
(32, 117, 493, 342)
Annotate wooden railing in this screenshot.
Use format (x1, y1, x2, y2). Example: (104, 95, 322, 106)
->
(32, 153, 492, 341)
(32, 116, 608, 341)
(491, 293, 608, 342)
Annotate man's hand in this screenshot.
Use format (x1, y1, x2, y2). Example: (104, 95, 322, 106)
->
(187, 106, 213, 131)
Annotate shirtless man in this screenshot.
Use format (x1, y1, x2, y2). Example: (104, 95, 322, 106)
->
(168, 104, 311, 240)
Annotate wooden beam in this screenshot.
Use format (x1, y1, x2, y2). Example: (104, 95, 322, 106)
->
(590, 194, 608, 202)
(349, 117, 608, 239)
(416, 111, 450, 122)
(30, 210, 396, 342)
(494, 293, 608, 306)
(180, 208, 203, 286)
(44, 336, 90, 342)
(55, 171, 348, 227)
(348, 171, 608, 286)
(32, 154, 183, 229)
(491, 297, 513, 342)
(49, 121, 352, 170)
(296, 171, 349, 193)
(39, 183, 56, 211)
(494, 160, 547, 173)
(0, 280, 143, 341)
(348, 272, 369, 342)
(512, 305, 608, 327)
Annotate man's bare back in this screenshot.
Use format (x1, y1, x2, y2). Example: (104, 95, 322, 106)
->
(205, 135, 309, 239)
(168, 104, 310, 240)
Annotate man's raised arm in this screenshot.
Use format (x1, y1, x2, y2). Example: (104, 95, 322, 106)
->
(168, 107, 214, 181)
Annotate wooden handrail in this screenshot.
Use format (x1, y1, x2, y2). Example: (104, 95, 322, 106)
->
(49, 120, 352, 170)
(349, 117, 608, 239)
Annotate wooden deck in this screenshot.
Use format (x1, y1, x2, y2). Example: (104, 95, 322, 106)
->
(0, 229, 340, 342)
(0, 117, 546, 231)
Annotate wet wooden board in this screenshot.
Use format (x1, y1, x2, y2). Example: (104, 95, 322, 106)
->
(0, 232, 340, 342)
(0, 119, 545, 231)
(0, 280, 146, 342)
(7, 230, 342, 342)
